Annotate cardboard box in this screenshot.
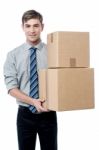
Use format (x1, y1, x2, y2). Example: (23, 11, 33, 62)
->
(39, 68, 94, 111)
(47, 31, 90, 68)
(39, 70, 47, 109)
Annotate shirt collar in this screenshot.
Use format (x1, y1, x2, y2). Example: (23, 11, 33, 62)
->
(23, 41, 44, 51)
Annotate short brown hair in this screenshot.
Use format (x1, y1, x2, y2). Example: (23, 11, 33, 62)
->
(22, 10, 43, 25)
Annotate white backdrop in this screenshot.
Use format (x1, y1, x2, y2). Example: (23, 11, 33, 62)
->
(0, 0, 99, 150)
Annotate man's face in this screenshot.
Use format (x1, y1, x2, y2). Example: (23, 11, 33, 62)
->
(22, 18, 44, 44)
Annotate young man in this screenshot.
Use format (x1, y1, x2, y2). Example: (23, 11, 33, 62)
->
(4, 10, 57, 150)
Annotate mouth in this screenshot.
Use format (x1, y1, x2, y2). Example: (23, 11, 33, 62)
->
(29, 34, 37, 36)
(29, 35, 37, 39)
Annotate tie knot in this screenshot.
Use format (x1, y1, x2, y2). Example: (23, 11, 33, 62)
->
(29, 47, 37, 51)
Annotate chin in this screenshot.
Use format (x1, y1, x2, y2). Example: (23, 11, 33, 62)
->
(29, 38, 40, 44)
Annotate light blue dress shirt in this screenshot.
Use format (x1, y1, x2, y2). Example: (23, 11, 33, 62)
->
(3, 41, 48, 106)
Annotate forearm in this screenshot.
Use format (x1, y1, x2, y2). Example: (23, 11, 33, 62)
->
(9, 88, 48, 112)
(9, 88, 35, 106)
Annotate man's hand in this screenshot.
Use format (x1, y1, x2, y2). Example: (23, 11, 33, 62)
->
(33, 98, 49, 113)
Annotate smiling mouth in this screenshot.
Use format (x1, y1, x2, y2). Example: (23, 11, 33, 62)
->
(30, 35, 36, 36)
(29, 35, 36, 38)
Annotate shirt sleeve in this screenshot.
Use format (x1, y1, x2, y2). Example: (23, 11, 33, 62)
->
(3, 52, 19, 93)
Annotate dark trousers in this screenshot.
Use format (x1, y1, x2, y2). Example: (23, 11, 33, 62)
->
(17, 106, 57, 150)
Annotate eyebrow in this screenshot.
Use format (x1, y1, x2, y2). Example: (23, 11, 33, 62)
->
(24, 23, 40, 26)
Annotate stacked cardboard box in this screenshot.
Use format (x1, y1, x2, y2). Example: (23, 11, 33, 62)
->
(39, 31, 94, 111)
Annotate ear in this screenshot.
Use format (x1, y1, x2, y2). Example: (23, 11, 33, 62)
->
(21, 24, 24, 31)
(41, 24, 44, 31)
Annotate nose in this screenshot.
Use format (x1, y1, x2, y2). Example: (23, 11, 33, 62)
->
(30, 26, 35, 33)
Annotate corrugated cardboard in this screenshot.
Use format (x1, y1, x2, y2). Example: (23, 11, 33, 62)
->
(39, 68, 94, 111)
(47, 31, 90, 68)
(39, 70, 47, 109)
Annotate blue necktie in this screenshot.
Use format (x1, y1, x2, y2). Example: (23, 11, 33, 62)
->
(29, 47, 39, 113)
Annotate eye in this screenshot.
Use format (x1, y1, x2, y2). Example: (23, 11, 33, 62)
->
(34, 24, 40, 27)
(25, 24, 30, 28)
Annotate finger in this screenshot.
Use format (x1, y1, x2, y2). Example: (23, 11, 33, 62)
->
(39, 106, 47, 112)
(41, 108, 49, 112)
(39, 99, 45, 102)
